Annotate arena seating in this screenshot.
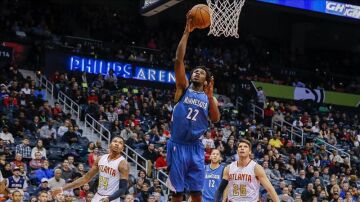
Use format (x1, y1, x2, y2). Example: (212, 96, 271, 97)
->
(0, 0, 360, 201)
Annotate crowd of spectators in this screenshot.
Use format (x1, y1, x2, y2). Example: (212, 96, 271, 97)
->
(0, 0, 360, 202)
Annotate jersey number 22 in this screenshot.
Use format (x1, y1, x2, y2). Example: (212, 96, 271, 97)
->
(186, 107, 199, 121)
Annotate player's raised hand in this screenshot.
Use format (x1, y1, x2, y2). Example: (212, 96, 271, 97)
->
(50, 187, 63, 197)
(185, 11, 195, 33)
(204, 76, 214, 99)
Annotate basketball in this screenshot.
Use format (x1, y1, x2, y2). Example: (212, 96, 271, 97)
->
(189, 4, 211, 29)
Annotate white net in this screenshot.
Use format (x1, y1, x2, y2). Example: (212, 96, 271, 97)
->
(206, 0, 246, 38)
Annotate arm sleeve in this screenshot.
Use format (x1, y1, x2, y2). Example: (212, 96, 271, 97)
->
(108, 179, 128, 201)
(214, 179, 228, 202)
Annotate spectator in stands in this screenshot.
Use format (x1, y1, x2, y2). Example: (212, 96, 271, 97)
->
(202, 131, 215, 149)
(79, 183, 90, 198)
(67, 156, 77, 171)
(39, 119, 56, 146)
(0, 139, 6, 154)
(58, 159, 75, 181)
(10, 153, 27, 173)
(136, 183, 150, 202)
(329, 150, 344, 164)
(278, 187, 294, 202)
(1, 163, 12, 179)
(154, 151, 167, 171)
(35, 178, 51, 195)
(257, 87, 266, 108)
(15, 137, 32, 162)
(292, 117, 304, 128)
(57, 119, 71, 138)
(88, 147, 100, 168)
(120, 124, 134, 141)
(62, 126, 79, 145)
(48, 169, 65, 189)
(106, 106, 118, 122)
(301, 183, 315, 202)
(52, 102, 63, 119)
(11, 190, 23, 202)
(87, 90, 99, 105)
(34, 160, 54, 185)
(39, 101, 53, 118)
(0, 126, 14, 144)
(29, 116, 42, 135)
(9, 118, 25, 138)
(138, 170, 151, 186)
(37, 191, 48, 202)
(269, 133, 283, 149)
(91, 74, 104, 89)
(31, 139, 47, 159)
(29, 151, 44, 170)
(104, 69, 117, 90)
(143, 144, 158, 163)
(5, 167, 28, 194)
(296, 170, 310, 188)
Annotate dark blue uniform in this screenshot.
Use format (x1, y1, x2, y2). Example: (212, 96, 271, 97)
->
(202, 164, 224, 202)
(167, 88, 209, 192)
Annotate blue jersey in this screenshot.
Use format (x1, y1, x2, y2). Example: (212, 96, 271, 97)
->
(7, 176, 25, 189)
(171, 88, 209, 144)
(203, 164, 225, 202)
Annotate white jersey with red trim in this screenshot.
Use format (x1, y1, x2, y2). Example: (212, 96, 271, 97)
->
(97, 154, 125, 196)
(227, 160, 260, 202)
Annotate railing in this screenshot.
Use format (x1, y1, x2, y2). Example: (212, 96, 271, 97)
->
(236, 96, 243, 108)
(272, 119, 304, 146)
(272, 120, 350, 165)
(84, 114, 112, 145)
(35, 75, 54, 101)
(251, 103, 264, 119)
(122, 145, 149, 176)
(58, 91, 81, 122)
(156, 170, 170, 195)
(313, 138, 351, 166)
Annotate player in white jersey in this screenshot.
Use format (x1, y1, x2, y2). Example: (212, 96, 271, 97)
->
(214, 139, 279, 202)
(51, 136, 129, 202)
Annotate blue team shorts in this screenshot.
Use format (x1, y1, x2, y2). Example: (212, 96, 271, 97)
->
(166, 140, 205, 193)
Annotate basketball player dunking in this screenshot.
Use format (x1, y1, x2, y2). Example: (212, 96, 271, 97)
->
(214, 139, 279, 202)
(166, 14, 220, 202)
(51, 136, 129, 202)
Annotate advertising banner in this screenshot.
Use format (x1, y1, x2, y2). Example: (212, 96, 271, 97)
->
(252, 81, 360, 107)
(257, 0, 360, 20)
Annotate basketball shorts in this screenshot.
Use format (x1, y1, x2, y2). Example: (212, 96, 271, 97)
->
(166, 140, 205, 192)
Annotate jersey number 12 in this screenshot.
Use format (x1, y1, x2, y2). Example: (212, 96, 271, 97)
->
(208, 180, 215, 188)
(186, 107, 199, 121)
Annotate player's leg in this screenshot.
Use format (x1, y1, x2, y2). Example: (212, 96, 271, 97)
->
(166, 141, 187, 202)
(189, 191, 202, 202)
(186, 143, 205, 202)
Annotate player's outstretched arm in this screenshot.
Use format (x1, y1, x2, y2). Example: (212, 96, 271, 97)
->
(101, 160, 130, 202)
(174, 13, 194, 102)
(205, 77, 220, 123)
(51, 157, 100, 197)
(255, 164, 280, 202)
(214, 165, 229, 202)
